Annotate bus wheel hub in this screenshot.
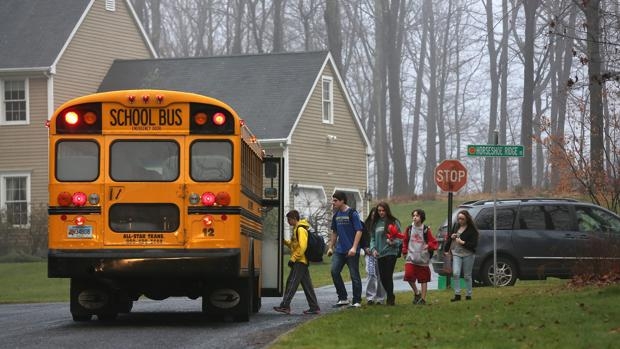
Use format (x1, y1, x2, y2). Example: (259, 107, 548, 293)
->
(78, 289, 109, 310)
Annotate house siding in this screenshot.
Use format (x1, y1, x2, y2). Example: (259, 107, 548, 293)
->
(289, 64, 367, 200)
(53, 0, 152, 108)
(0, 77, 49, 207)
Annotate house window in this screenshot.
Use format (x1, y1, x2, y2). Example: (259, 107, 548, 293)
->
(1, 79, 28, 124)
(322, 76, 333, 124)
(1, 173, 30, 226)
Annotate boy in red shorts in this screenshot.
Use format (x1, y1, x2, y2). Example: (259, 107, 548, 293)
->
(402, 209, 438, 305)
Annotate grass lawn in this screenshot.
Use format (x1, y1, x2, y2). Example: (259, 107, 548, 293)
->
(0, 262, 68, 303)
(270, 279, 620, 349)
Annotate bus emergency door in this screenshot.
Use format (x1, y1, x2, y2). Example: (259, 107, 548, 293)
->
(103, 137, 185, 246)
(260, 157, 284, 296)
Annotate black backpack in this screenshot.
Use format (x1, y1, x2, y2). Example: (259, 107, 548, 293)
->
(405, 224, 433, 259)
(296, 225, 326, 263)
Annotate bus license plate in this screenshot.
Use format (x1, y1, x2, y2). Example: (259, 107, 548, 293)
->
(68, 225, 93, 238)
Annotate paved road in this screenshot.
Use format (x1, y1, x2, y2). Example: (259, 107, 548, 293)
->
(0, 271, 439, 349)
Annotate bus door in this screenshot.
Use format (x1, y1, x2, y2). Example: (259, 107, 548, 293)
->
(103, 137, 185, 246)
(260, 157, 284, 296)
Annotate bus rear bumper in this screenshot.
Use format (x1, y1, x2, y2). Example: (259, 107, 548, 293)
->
(48, 249, 241, 278)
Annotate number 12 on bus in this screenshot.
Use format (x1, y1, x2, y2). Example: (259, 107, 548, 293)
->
(47, 90, 285, 322)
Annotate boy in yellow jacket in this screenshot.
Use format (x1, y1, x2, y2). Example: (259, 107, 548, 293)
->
(273, 210, 321, 314)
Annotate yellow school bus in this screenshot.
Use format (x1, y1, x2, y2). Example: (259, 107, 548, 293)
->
(47, 90, 284, 322)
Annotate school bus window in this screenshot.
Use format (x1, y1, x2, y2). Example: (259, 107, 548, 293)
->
(109, 203, 179, 232)
(110, 141, 179, 182)
(191, 140, 232, 181)
(56, 140, 99, 182)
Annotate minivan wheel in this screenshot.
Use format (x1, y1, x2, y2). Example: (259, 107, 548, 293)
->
(481, 257, 517, 287)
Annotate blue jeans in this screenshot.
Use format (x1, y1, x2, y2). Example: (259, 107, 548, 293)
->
(452, 254, 475, 296)
(331, 252, 362, 304)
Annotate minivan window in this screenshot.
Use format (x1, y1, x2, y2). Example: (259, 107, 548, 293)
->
(576, 205, 620, 232)
(475, 207, 516, 230)
(518, 205, 571, 230)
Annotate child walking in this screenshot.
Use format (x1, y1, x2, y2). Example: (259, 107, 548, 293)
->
(402, 209, 438, 305)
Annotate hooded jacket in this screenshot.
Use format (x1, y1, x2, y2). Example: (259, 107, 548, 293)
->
(284, 218, 310, 265)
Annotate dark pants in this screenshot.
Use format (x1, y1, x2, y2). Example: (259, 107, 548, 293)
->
(377, 255, 398, 299)
(330, 252, 362, 304)
(280, 261, 319, 310)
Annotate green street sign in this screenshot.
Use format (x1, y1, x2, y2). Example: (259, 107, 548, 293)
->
(467, 144, 524, 157)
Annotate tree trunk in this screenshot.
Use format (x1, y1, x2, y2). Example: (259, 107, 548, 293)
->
(484, 0, 499, 193)
(498, 0, 511, 191)
(409, 6, 428, 195)
(518, 0, 537, 190)
(374, 0, 389, 199)
(582, 0, 605, 178)
(325, 0, 343, 73)
(273, 0, 284, 52)
(422, 0, 437, 196)
(386, 0, 408, 196)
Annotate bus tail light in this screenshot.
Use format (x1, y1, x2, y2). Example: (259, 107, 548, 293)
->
(202, 215, 214, 227)
(190, 103, 234, 135)
(201, 192, 216, 206)
(193, 112, 208, 126)
(56, 103, 102, 134)
(189, 193, 200, 205)
(215, 192, 231, 206)
(74, 216, 86, 226)
(64, 111, 79, 125)
(72, 192, 87, 207)
(83, 111, 97, 125)
(57, 192, 72, 206)
(212, 112, 226, 126)
(88, 193, 100, 205)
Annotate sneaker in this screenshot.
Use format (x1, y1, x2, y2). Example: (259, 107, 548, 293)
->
(367, 300, 375, 305)
(413, 293, 421, 304)
(348, 302, 362, 308)
(303, 309, 321, 315)
(466, 295, 472, 300)
(332, 299, 350, 308)
(273, 306, 291, 314)
(415, 298, 426, 305)
(387, 295, 395, 306)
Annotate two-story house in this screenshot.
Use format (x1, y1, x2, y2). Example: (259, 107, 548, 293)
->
(98, 51, 372, 230)
(0, 0, 155, 227)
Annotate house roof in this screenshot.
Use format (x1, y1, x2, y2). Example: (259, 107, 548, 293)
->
(98, 51, 330, 140)
(0, 0, 90, 70)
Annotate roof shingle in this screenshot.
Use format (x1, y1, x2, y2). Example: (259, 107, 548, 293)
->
(0, 0, 90, 70)
(98, 51, 329, 140)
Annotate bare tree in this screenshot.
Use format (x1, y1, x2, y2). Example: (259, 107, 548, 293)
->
(483, 0, 499, 193)
(385, 0, 409, 196)
(373, 0, 389, 199)
(517, 0, 538, 190)
(422, 0, 438, 196)
(407, 7, 428, 194)
(324, 0, 343, 72)
(272, 0, 284, 52)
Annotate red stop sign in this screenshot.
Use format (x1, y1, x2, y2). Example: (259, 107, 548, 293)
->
(435, 160, 467, 192)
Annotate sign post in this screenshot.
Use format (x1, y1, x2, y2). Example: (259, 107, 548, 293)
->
(467, 142, 524, 286)
(435, 159, 468, 285)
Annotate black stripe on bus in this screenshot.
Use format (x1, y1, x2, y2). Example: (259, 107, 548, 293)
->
(188, 206, 262, 225)
(48, 206, 101, 215)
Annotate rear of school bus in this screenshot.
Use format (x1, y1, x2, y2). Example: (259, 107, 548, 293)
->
(47, 90, 284, 322)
